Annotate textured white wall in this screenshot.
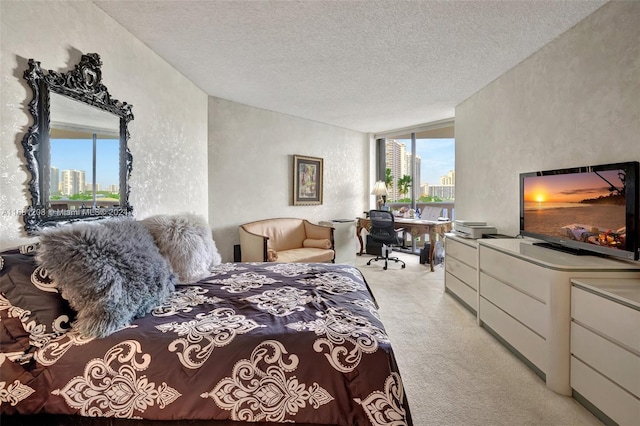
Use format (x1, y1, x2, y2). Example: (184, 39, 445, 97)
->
(455, 1, 639, 236)
(0, 1, 209, 249)
(208, 97, 371, 262)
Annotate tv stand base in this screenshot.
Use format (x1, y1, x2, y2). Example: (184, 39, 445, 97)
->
(532, 241, 597, 256)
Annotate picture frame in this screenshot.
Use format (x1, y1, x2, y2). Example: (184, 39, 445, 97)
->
(293, 155, 323, 205)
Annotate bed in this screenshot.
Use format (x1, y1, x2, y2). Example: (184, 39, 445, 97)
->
(0, 243, 412, 425)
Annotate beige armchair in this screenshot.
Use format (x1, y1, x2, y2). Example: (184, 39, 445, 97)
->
(238, 218, 335, 263)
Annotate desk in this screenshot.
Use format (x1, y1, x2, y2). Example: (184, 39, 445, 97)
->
(356, 217, 452, 272)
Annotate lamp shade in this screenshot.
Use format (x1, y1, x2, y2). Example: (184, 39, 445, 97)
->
(370, 181, 388, 196)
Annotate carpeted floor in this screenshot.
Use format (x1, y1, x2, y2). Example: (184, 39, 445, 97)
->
(354, 251, 603, 426)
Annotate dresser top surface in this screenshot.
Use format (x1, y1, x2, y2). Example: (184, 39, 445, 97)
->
(478, 238, 640, 271)
(445, 233, 478, 248)
(571, 278, 640, 308)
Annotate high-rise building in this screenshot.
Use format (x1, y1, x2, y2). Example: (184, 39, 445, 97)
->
(428, 185, 455, 200)
(60, 169, 85, 196)
(440, 170, 455, 185)
(85, 183, 101, 192)
(401, 152, 421, 198)
(50, 166, 59, 195)
(106, 184, 119, 193)
(385, 139, 406, 201)
(429, 170, 455, 200)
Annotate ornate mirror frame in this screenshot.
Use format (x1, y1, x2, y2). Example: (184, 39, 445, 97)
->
(21, 53, 134, 234)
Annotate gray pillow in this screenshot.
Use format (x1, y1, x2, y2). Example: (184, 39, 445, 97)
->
(141, 213, 222, 284)
(36, 218, 176, 338)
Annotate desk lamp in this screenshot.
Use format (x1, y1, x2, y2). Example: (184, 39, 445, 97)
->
(371, 181, 388, 210)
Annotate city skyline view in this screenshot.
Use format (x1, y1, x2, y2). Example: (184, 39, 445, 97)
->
(397, 138, 455, 185)
(50, 138, 120, 188)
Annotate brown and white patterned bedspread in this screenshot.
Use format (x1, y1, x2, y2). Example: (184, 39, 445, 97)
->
(1, 261, 412, 425)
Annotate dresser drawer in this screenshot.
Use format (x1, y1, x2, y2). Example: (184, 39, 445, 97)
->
(480, 272, 547, 337)
(479, 246, 549, 302)
(445, 272, 477, 311)
(446, 256, 477, 290)
(572, 286, 640, 352)
(445, 238, 476, 266)
(571, 322, 640, 398)
(480, 297, 547, 373)
(571, 356, 640, 426)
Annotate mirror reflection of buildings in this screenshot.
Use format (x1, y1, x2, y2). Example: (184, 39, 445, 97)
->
(49, 134, 120, 211)
(48, 91, 121, 211)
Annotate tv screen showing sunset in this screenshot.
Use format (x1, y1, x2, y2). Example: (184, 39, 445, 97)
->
(522, 169, 627, 249)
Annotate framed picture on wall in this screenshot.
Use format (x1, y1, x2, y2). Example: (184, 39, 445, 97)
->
(293, 155, 323, 205)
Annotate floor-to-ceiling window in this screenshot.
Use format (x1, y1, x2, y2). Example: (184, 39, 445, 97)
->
(375, 121, 455, 253)
(385, 137, 454, 201)
(378, 122, 455, 216)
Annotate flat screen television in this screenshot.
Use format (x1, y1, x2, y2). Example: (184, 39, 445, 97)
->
(520, 161, 639, 261)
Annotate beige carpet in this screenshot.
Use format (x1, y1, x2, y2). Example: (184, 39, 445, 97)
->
(354, 251, 603, 426)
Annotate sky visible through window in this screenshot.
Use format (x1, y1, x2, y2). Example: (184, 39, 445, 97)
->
(397, 138, 455, 185)
(51, 138, 119, 188)
(51, 137, 454, 190)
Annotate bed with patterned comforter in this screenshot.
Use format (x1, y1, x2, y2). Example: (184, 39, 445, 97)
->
(0, 250, 412, 425)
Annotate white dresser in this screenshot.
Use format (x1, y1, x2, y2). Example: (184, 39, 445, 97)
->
(476, 238, 640, 396)
(444, 233, 478, 314)
(570, 278, 640, 426)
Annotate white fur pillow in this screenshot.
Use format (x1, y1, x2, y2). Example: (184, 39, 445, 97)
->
(141, 213, 222, 284)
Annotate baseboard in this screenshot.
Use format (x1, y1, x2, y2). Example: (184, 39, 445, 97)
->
(572, 390, 618, 426)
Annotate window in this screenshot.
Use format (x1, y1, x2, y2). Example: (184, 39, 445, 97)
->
(386, 137, 455, 203)
(375, 121, 455, 252)
(379, 123, 455, 208)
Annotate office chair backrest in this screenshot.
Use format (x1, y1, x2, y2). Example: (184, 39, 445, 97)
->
(369, 209, 398, 243)
(367, 209, 407, 269)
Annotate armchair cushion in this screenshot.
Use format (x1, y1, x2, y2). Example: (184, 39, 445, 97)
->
(276, 248, 334, 263)
(303, 238, 332, 249)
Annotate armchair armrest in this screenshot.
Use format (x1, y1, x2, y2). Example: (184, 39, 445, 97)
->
(303, 220, 334, 247)
(239, 226, 268, 262)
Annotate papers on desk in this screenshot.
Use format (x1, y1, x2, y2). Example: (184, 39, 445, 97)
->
(398, 218, 450, 224)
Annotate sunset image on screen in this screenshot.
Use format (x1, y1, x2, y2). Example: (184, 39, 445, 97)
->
(523, 170, 624, 205)
(522, 169, 627, 249)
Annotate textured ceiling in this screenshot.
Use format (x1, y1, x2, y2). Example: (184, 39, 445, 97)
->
(93, 0, 607, 134)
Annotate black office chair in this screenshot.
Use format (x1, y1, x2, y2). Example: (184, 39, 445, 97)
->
(366, 210, 406, 270)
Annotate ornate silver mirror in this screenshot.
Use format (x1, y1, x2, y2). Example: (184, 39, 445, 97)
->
(21, 53, 133, 234)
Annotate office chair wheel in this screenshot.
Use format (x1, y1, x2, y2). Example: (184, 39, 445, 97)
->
(402, 264, 406, 268)
(383, 266, 387, 270)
